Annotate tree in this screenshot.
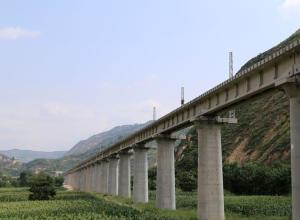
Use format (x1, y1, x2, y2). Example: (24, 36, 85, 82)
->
(54, 176, 64, 187)
(28, 173, 56, 200)
(19, 171, 32, 187)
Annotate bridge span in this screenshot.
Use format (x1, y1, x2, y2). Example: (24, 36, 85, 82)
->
(65, 34, 300, 220)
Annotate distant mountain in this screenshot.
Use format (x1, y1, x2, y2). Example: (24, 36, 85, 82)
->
(0, 149, 67, 163)
(66, 122, 151, 156)
(18, 122, 152, 174)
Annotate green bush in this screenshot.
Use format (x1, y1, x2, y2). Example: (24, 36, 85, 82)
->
(54, 176, 64, 187)
(176, 171, 197, 192)
(18, 171, 33, 187)
(148, 167, 156, 190)
(28, 173, 56, 200)
(223, 163, 291, 195)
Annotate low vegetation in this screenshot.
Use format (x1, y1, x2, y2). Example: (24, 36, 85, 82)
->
(0, 187, 292, 219)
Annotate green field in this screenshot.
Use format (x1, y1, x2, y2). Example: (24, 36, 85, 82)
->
(0, 187, 292, 220)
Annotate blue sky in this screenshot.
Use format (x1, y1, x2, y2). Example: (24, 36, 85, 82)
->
(0, 0, 299, 151)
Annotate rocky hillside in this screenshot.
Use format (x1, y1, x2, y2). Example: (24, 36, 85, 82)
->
(222, 90, 290, 164)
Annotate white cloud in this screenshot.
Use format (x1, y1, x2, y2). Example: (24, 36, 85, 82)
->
(0, 27, 41, 40)
(280, 0, 300, 13)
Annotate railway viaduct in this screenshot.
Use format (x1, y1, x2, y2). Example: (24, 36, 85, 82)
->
(64, 33, 300, 220)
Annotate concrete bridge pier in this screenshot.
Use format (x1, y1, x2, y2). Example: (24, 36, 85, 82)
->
(133, 146, 149, 203)
(83, 168, 88, 191)
(118, 151, 132, 198)
(80, 169, 84, 191)
(95, 163, 102, 193)
(108, 157, 119, 195)
(195, 118, 225, 220)
(78, 170, 81, 190)
(283, 82, 300, 220)
(73, 173, 77, 190)
(101, 160, 109, 194)
(90, 165, 95, 192)
(155, 136, 176, 210)
(93, 165, 98, 192)
(88, 166, 92, 192)
(85, 167, 89, 191)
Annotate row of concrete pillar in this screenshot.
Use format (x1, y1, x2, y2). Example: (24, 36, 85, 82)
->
(65, 122, 225, 218)
(65, 83, 300, 220)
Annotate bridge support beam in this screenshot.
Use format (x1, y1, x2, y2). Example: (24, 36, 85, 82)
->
(118, 151, 132, 198)
(282, 82, 300, 220)
(133, 147, 148, 203)
(108, 157, 119, 195)
(101, 160, 109, 194)
(195, 117, 236, 220)
(155, 137, 176, 210)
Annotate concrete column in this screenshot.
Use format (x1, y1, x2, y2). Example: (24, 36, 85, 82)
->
(93, 165, 97, 192)
(79, 170, 84, 191)
(81, 169, 84, 191)
(196, 120, 225, 220)
(155, 137, 176, 210)
(87, 166, 92, 192)
(108, 157, 119, 195)
(84, 168, 88, 191)
(118, 151, 131, 198)
(133, 147, 148, 203)
(90, 166, 94, 192)
(101, 160, 109, 194)
(95, 163, 102, 193)
(91, 165, 95, 192)
(283, 83, 300, 220)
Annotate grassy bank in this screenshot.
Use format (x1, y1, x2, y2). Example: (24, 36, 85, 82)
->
(0, 188, 292, 219)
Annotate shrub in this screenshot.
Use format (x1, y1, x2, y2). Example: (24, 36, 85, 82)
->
(18, 171, 33, 187)
(223, 163, 291, 195)
(148, 167, 156, 190)
(176, 171, 197, 192)
(54, 176, 64, 187)
(28, 173, 56, 200)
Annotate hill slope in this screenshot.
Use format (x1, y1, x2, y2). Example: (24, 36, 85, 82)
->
(66, 122, 151, 156)
(23, 122, 151, 173)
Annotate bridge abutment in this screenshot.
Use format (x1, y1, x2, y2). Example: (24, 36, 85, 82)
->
(108, 157, 119, 195)
(118, 151, 132, 198)
(133, 147, 149, 203)
(155, 137, 176, 210)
